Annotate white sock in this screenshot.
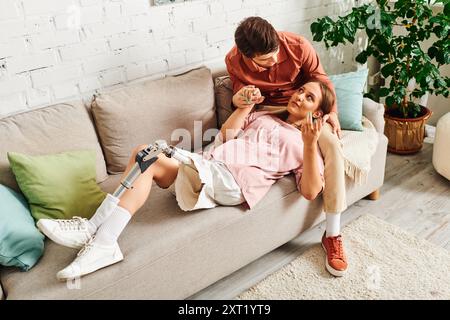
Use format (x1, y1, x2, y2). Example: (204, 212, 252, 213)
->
(88, 194, 120, 234)
(325, 212, 341, 237)
(94, 205, 131, 245)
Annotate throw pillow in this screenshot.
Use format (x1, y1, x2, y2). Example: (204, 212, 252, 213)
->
(214, 76, 235, 128)
(0, 184, 45, 271)
(7, 150, 106, 221)
(92, 67, 217, 174)
(0, 101, 109, 193)
(329, 68, 369, 131)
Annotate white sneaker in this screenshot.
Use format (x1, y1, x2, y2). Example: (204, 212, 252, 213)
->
(56, 238, 123, 281)
(37, 216, 94, 249)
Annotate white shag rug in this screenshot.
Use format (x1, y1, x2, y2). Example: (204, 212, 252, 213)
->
(238, 214, 450, 300)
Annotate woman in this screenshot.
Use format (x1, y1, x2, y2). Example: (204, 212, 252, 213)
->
(37, 80, 347, 280)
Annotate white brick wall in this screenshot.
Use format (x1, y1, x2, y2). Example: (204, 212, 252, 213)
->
(0, 0, 21, 21)
(0, 38, 27, 59)
(22, 0, 76, 16)
(0, 0, 359, 117)
(6, 51, 57, 74)
(31, 65, 83, 87)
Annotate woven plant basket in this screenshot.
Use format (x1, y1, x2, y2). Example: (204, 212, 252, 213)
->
(384, 106, 432, 154)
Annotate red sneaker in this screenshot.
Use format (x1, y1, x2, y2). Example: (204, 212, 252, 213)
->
(321, 233, 348, 277)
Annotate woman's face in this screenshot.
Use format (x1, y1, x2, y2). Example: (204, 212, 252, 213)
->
(287, 82, 323, 119)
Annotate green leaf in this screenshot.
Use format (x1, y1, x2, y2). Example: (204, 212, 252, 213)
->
(415, 67, 428, 83)
(416, 5, 424, 18)
(433, 25, 443, 37)
(434, 78, 447, 89)
(313, 33, 323, 42)
(436, 49, 446, 64)
(377, 41, 391, 55)
(444, 3, 450, 17)
(445, 51, 450, 64)
(406, 9, 415, 19)
(430, 64, 440, 78)
(410, 48, 422, 57)
(381, 63, 397, 78)
(366, 27, 376, 40)
(342, 23, 356, 42)
(409, 25, 418, 34)
(385, 96, 395, 107)
(428, 46, 438, 59)
(379, 87, 390, 97)
(398, 67, 408, 83)
(364, 92, 376, 101)
(355, 51, 369, 64)
(409, 102, 422, 117)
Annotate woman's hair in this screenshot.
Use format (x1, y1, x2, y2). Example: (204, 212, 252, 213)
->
(309, 79, 335, 115)
(234, 17, 279, 58)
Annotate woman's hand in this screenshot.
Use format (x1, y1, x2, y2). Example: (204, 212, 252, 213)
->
(322, 111, 342, 139)
(301, 112, 323, 146)
(233, 85, 265, 109)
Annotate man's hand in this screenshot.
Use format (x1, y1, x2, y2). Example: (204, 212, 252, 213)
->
(232, 85, 265, 109)
(322, 111, 342, 139)
(301, 112, 323, 146)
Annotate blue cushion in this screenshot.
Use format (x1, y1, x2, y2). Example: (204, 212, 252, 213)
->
(329, 68, 369, 131)
(0, 184, 44, 271)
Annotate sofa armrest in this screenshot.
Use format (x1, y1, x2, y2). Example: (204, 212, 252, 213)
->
(362, 97, 385, 134)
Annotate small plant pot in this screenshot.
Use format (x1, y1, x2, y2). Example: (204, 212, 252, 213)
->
(384, 106, 432, 154)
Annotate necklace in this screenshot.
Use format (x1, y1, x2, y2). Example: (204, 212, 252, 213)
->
(286, 119, 303, 130)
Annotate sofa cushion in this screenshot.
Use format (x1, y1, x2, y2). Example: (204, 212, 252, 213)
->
(91, 67, 217, 174)
(329, 68, 369, 131)
(0, 184, 44, 271)
(7, 150, 106, 220)
(0, 102, 108, 192)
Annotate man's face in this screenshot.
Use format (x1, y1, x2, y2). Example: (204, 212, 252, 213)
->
(251, 47, 279, 68)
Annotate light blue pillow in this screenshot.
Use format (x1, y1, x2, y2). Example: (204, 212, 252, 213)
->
(329, 68, 368, 131)
(0, 184, 45, 271)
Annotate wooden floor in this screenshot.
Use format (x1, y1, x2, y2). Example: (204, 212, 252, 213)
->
(189, 142, 450, 300)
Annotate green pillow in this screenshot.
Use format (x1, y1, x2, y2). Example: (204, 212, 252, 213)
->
(0, 184, 45, 271)
(329, 68, 369, 131)
(7, 150, 106, 221)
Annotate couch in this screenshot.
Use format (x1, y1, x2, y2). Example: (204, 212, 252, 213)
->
(0, 67, 388, 299)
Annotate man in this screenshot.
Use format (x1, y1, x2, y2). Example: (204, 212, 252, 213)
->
(225, 17, 348, 276)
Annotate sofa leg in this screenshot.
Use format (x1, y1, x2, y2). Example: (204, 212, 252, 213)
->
(366, 189, 380, 200)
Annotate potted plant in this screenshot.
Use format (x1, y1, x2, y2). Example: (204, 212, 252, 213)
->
(310, 0, 450, 154)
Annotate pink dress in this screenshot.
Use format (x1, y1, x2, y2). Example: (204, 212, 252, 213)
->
(204, 111, 324, 209)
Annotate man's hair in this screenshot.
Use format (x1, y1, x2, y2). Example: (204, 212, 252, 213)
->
(234, 17, 279, 58)
(309, 80, 335, 115)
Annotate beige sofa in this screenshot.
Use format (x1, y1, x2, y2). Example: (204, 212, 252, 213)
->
(0, 67, 388, 299)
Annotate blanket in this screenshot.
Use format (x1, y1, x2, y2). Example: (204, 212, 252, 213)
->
(340, 116, 379, 185)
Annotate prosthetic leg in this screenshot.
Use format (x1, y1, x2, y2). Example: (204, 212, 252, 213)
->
(112, 140, 194, 198)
